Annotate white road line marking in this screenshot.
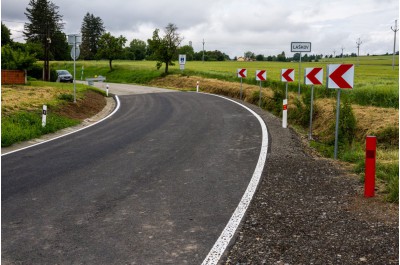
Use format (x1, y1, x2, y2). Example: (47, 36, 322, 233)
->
(2, 96, 121, 156)
(200, 94, 269, 265)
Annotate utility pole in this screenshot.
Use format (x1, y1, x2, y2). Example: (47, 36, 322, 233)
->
(391, 20, 398, 70)
(333, 49, 336, 58)
(202, 39, 205, 62)
(356, 38, 362, 66)
(44, 23, 51, 81)
(341, 46, 345, 58)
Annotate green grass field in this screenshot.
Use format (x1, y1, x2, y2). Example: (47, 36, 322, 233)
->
(51, 55, 399, 108)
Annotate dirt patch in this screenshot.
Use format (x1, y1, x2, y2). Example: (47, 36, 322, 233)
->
(54, 90, 106, 120)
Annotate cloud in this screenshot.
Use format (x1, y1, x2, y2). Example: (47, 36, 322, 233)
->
(2, 0, 398, 57)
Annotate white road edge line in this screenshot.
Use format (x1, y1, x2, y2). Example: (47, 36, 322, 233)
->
(1, 96, 121, 156)
(200, 93, 269, 265)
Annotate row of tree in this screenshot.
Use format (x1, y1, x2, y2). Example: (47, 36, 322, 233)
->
(1, 0, 368, 77)
(1, 0, 230, 75)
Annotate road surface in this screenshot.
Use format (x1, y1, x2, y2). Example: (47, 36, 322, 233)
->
(2, 90, 265, 264)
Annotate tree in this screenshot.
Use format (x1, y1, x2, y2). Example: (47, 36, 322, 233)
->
(147, 23, 183, 74)
(1, 44, 37, 70)
(277, 51, 286, 62)
(24, 0, 64, 80)
(177, 45, 194, 61)
(255, 54, 264, 61)
(96, 32, 127, 70)
(127, 39, 147, 60)
(1, 23, 13, 46)
(80, 12, 105, 60)
(244, 51, 255, 60)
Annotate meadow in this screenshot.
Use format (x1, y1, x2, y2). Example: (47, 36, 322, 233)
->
(52, 55, 399, 108)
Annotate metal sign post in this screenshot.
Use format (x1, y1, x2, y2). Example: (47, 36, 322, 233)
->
(68, 34, 81, 103)
(308, 84, 315, 139)
(291, 42, 311, 95)
(256, 70, 267, 107)
(305, 67, 323, 140)
(281, 68, 294, 99)
(327, 64, 355, 159)
(237, 68, 247, 100)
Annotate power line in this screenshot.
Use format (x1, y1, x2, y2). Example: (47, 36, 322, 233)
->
(202, 38, 205, 62)
(391, 19, 399, 70)
(356, 38, 362, 66)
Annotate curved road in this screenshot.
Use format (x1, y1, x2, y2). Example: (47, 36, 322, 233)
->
(2, 91, 264, 264)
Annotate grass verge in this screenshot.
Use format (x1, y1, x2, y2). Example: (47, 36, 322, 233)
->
(1, 111, 79, 147)
(1, 81, 106, 147)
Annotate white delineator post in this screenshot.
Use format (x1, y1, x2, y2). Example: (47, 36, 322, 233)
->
(42, 105, 47, 127)
(196, 81, 199, 92)
(282, 99, 287, 128)
(106, 84, 109, 97)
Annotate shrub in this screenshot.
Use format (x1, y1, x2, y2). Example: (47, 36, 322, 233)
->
(337, 99, 357, 146)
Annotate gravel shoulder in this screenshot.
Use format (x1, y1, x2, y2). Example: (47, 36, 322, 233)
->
(224, 100, 399, 265)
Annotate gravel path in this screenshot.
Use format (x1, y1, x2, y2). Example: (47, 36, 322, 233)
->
(224, 100, 398, 265)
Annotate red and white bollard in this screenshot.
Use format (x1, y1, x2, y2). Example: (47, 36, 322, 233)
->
(282, 99, 287, 128)
(364, 136, 377, 197)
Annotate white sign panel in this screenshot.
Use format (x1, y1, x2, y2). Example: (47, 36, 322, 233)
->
(255, 70, 266, 81)
(179, 54, 186, 65)
(71, 46, 80, 60)
(304, 68, 323, 85)
(327, 64, 354, 89)
(68, 34, 82, 45)
(237, 68, 247, 78)
(291, 42, 311, 52)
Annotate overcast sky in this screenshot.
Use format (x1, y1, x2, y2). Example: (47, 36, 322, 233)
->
(1, 0, 399, 58)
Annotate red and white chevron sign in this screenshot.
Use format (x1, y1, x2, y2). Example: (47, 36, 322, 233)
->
(237, 68, 247, 78)
(256, 70, 266, 81)
(281, 69, 294, 82)
(305, 67, 323, 85)
(327, 64, 354, 89)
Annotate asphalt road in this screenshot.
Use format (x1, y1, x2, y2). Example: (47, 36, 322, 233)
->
(2, 92, 264, 264)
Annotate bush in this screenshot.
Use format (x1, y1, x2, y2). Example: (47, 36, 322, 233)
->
(27, 64, 43, 80)
(27, 65, 57, 81)
(337, 99, 357, 146)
